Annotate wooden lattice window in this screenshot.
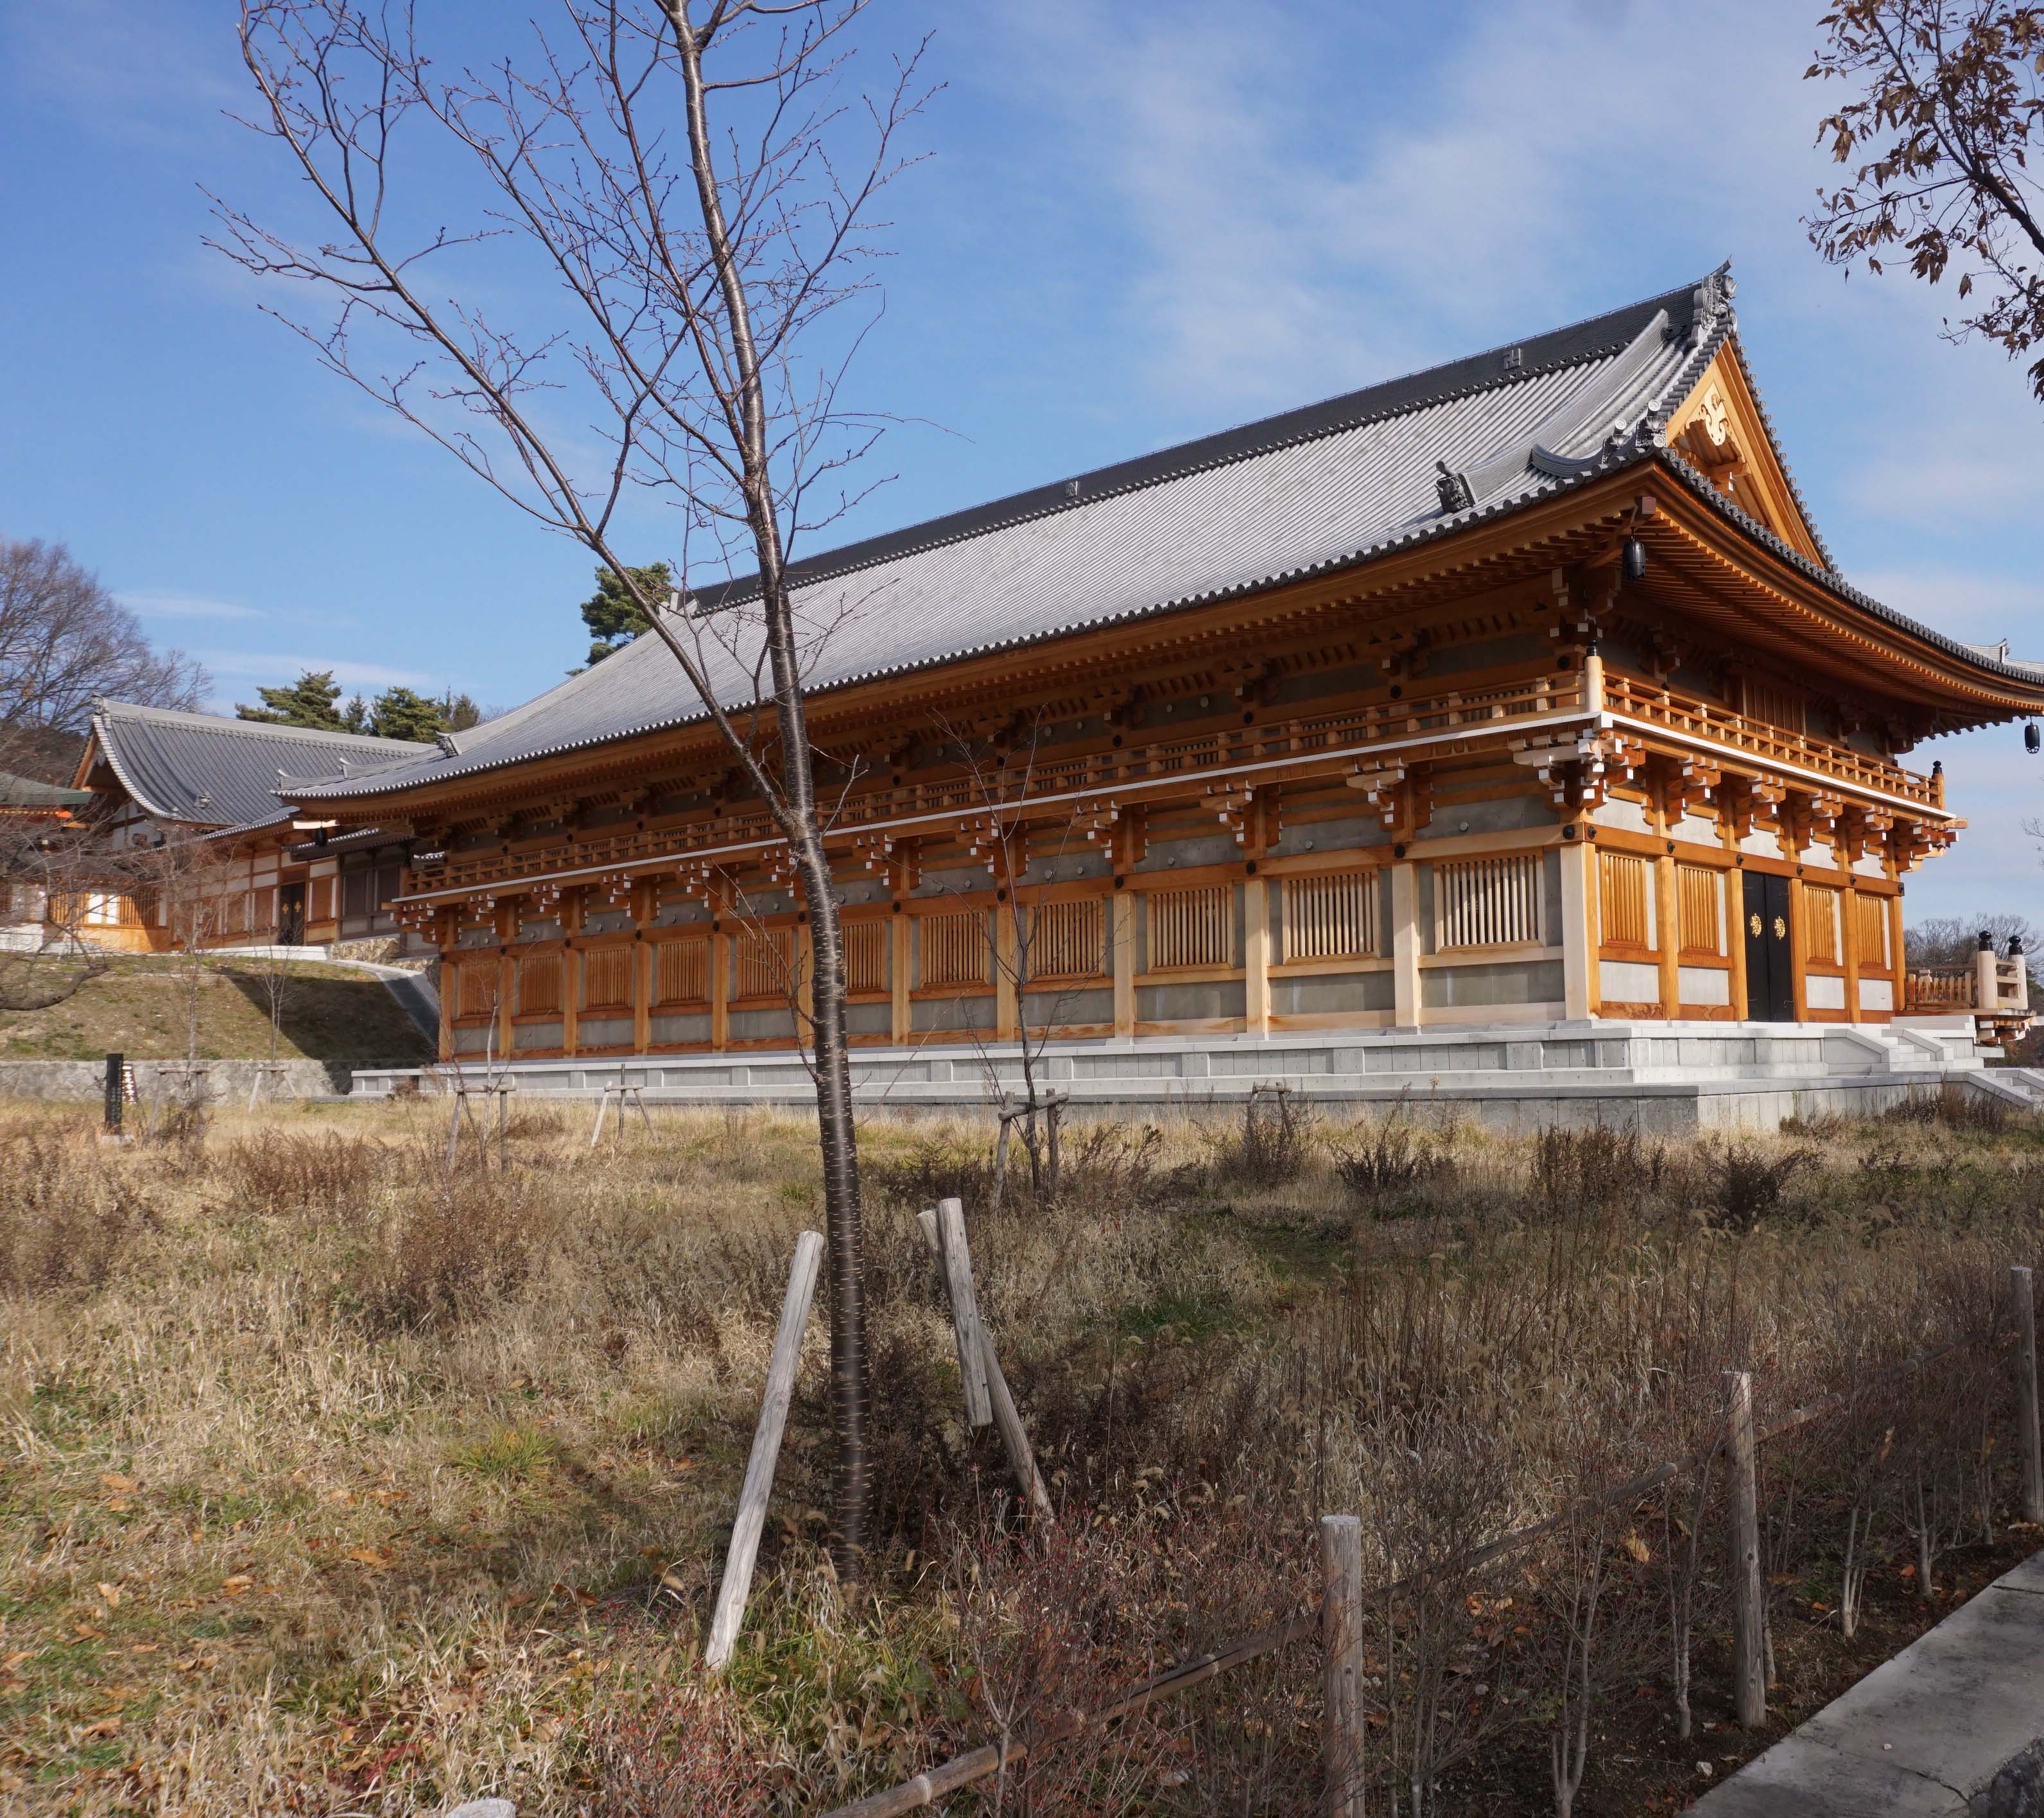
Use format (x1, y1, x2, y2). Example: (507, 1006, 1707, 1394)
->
(1677, 864, 1722, 957)
(652, 939, 707, 1005)
(1147, 885, 1234, 971)
(919, 911, 987, 989)
(517, 953, 561, 1015)
(584, 946, 636, 1009)
(734, 926, 795, 1000)
(1437, 853, 1543, 951)
(844, 921, 888, 995)
(1028, 899, 1104, 980)
(1801, 884, 1842, 965)
(455, 960, 499, 1020)
(1282, 870, 1378, 962)
(1855, 894, 1891, 971)
(1598, 851, 1650, 949)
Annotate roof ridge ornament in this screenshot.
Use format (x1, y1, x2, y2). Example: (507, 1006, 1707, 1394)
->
(1434, 461, 1475, 514)
(1687, 265, 1735, 346)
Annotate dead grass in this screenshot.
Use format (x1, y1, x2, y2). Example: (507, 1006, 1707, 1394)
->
(1, 1091, 2041, 1815)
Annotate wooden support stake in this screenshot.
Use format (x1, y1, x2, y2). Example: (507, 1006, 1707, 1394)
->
(706, 1227, 823, 1672)
(588, 1091, 610, 1149)
(2015, 1266, 2043, 1525)
(936, 1197, 992, 1427)
(1319, 1514, 1365, 1818)
(444, 1089, 463, 1171)
(919, 1208, 1050, 1516)
(1725, 1369, 1766, 1729)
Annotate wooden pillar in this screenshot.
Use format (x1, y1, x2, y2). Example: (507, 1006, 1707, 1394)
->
(633, 940, 652, 1052)
(1111, 890, 1135, 1039)
(1726, 867, 1749, 1022)
(437, 935, 454, 1062)
(1558, 838, 1594, 1021)
(710, 929, 729, 1050)
(1243, 877, 1270, 1038)
(560, 890, 582, 1057)
(994, 899, 1019, 1042)
(1654, 852, 1681, 1020)
(494, 902, 515, 1063)
(1789, 876, 1810, 1024)
(1842, 879, 1862, 1025)
(890, 911, 910, 1045)
(1888, 892, 1907, 1016)
(1390, 860, 1421, 1029)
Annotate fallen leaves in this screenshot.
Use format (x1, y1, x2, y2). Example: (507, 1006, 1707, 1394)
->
(96, 1582, 123, 1609)
(343, 1546, 397, 1571)
(99, 1473, 139, 1495)
(220, 1575, 254, 1597)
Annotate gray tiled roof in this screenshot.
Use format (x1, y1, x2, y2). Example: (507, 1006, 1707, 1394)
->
(0, 771, 94, 808)
(287, 267, 2039, 806)
(87, 700, 430, 829)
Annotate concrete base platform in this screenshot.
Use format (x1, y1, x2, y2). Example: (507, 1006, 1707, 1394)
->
(1695, 1550, 2044, 1816)
(351, 1018, 2023, 1132)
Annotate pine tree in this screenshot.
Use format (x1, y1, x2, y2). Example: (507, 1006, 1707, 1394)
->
(367, 686, 448, 742)
(579, 561, 671, 664)
(437, 689, 482, 732)
(236, 670, 346, 730)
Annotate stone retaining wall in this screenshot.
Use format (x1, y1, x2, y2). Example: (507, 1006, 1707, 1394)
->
(0, 1059, 399, 1102)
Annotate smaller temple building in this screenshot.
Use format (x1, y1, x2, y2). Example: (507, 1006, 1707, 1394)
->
(60, 701, 431, 957)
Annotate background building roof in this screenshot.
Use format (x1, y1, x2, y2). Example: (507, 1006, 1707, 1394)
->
(83, 701, 429, 829)
(0, 771, 94, 810)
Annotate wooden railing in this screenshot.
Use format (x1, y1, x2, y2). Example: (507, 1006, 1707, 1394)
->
(1601, 674, 1941, 808)
(410, 672, 1588, 900)
(1905, 965, 1976, 1012)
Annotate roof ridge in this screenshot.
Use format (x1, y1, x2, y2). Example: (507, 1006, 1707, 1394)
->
(93, 697, 431, 750)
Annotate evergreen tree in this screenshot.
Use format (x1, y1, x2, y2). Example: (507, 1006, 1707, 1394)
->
(579, 561, 670, 664)
(437, 689, 482, 732)
(236, 670, 346, 730)
(367, 685, 449, 742)
(341, 694, 370, 734)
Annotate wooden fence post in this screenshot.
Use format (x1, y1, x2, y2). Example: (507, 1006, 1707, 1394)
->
(2015, 1266, 2043, 1525)
(919, 1207, 1052, 1516)
(1319, 1514, 1365, 1818)
(936, 1198, 992, 1427)
(1724, 1369, 1766, 1729)
(705, 1228, 824, 1672)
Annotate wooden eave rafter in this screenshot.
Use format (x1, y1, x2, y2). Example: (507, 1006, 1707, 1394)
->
(1638, 478, 2044, 724)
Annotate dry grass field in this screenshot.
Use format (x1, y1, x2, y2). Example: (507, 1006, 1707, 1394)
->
(4, 1089, 2043, 1816)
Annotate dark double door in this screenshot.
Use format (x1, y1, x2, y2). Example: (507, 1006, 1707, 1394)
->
(279, 882, 307, 946)
(1742, 871, 1794, 1023)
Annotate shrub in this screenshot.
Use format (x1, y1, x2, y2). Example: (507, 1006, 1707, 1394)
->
(1332, 1107, 1455, 1215)
(1699, 1139, 1814, 1233)
(223, 1129, 388, 1224)
(1206, 1086, 1313, 1188)
(0, 1130, 151, 1294)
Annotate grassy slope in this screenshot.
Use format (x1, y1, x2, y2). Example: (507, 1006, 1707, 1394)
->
(1, 1099, 2041, 1815)
(0, 957, 433, 1062)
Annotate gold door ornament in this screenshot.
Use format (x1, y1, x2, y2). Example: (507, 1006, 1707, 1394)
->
(1749, 912, 1763, 938)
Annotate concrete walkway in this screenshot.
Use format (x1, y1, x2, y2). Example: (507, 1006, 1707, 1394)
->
(1695, 1550, 2044, 1816)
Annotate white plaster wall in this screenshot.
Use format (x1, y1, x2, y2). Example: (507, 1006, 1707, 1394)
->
(1740, 830, 1782, 858)
(1596, 797, 1654, 835)
(1860, 978, 1894, 1011)
(1806, 974, 1846, 1010)
(1600, 958, 1661, 1001)
(1678, 965, 1730, 1006)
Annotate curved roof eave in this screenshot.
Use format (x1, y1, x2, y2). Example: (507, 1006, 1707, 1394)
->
(1650, 451, 2044, 693)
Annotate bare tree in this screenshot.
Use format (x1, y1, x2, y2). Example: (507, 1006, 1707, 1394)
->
(1806, 2, 2044, 396)
(0, 539, 209, 781)
(211, 1, 933, 1568)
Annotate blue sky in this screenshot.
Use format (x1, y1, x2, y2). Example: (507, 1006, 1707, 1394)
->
(2, 0, 2040, 922)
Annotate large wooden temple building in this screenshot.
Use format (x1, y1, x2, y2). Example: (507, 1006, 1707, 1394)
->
(282, 271, 2044, 1100)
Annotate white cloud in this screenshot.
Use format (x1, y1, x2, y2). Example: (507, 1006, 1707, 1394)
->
(119, 589, 264, 622)
(1851, 569, 2044, 655)
(200, 652, 433, 690)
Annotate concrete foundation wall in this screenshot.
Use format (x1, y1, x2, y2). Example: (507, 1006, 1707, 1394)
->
(0, 1058, 386, 1102)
